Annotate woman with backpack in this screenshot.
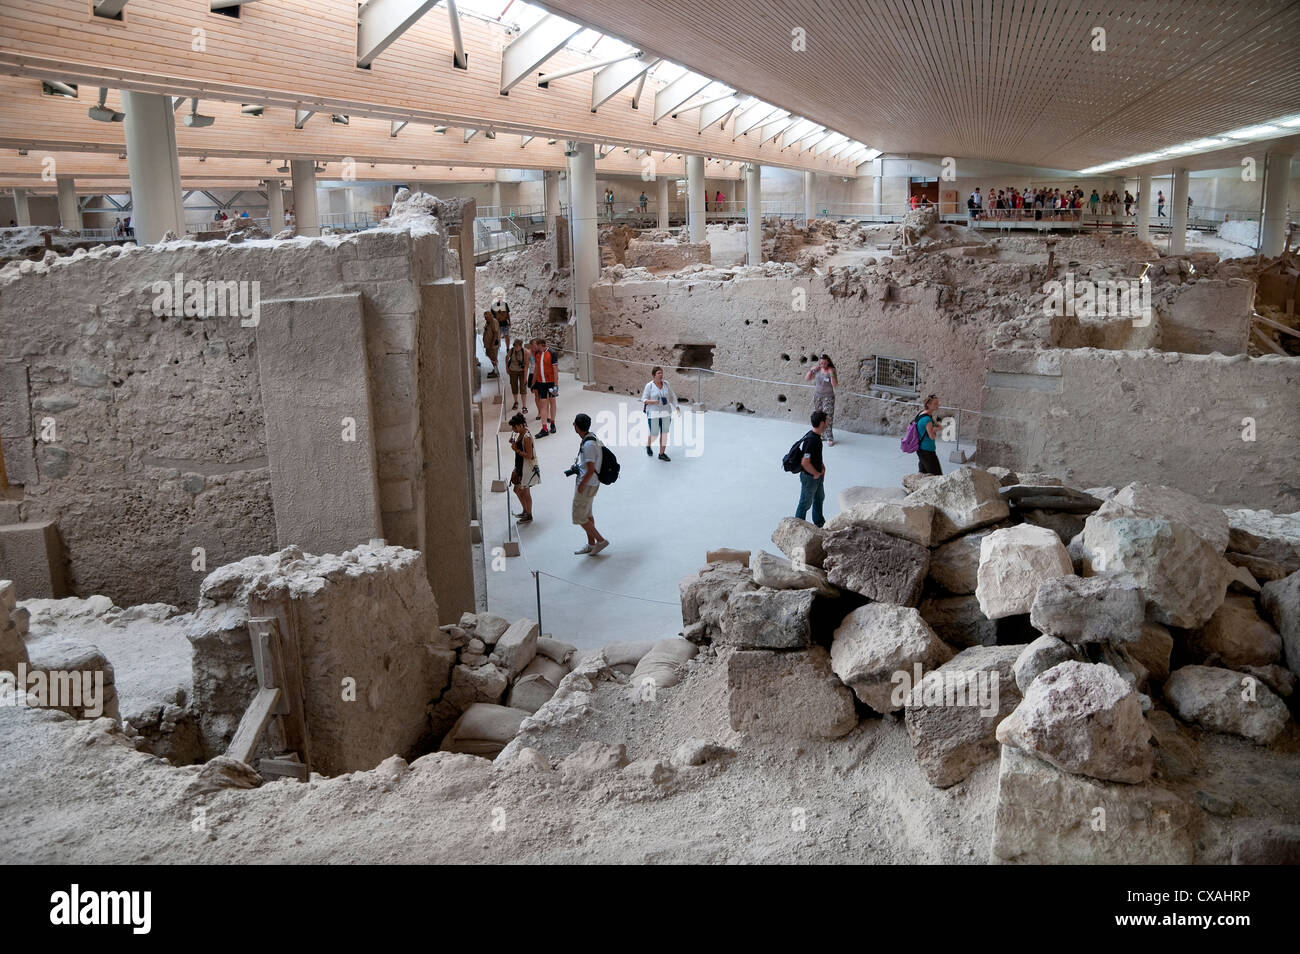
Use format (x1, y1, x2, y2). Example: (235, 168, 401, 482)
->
(905, 394, 943, 475)
(507, 412, 540, 523)
(805, 354, 839, 446)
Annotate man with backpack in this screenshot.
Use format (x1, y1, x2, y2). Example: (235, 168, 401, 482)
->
(569, 413, 611, 555)
(531, 337, 558, 437)
(784, 410, 830, 528)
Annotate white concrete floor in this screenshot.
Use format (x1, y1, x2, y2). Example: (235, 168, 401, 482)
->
(475, 361, 971, 650)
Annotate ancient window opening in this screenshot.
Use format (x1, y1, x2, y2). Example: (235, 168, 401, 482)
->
(674, 343, 715, 371)
(548, 307, 568, 323)
(874, 355, 919, 396)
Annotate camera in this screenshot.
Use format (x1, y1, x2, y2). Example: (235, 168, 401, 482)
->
(564, 465, 579, 477)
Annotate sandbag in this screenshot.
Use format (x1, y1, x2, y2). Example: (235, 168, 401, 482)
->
(439, 703, 527, 757)
(629, 638, 699, 692)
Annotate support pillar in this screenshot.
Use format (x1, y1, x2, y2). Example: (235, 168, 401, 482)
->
(490, 181, 502, 213)
(686, 154, 705, 243)
(803, 170, 815, 222)
(569, 142, 598, 383)
(290, 160, 320, 237)
(1136, 173, 1152, 242)
(657, 175, 670, 229)
(1261, 151, 1294, 257)
(266, 180, 285, 232)
(543, 170, 560, 230)
(11, 188, 31, 226)
(873, 175, 883, 215)
(746, 163, 762, 265)
(1169, 167, 1189, 255)
(121, 91, 185, 244)
(56, 177, 82, 233)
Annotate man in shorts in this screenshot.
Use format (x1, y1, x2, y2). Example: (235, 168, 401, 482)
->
(531, 338, 558, 437)
(570, 413, 609, 555)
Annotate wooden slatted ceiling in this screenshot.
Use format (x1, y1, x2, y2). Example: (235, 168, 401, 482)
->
(0, 78, 742, 178)
(0, 0, 855, 175)
(537, 0, 1300, 170)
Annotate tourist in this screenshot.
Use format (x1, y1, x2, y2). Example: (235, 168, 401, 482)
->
(505, 338, 530, 413)
(794, 410, 829, 528)
(1089, 190, 1100, 214)
(532, 337, 558, 437)
(914, 394, 943, 475)
(910, 193, 920, 210)
(1157, 191, 1166, 217)
(804, 353, 838, 446)
(508, 412, 539, 523)
(970, 188, 982, 219)
(715, 189, 724, 212)
(481, 310, 500, 378)
(568, 413, 608, 555)
(639, 190, 648, 213)
(641, 365, 679, 461)
(1124, 190, 1134, 215)
(489, 286, 511, 349)
(604, 188, 614, 217)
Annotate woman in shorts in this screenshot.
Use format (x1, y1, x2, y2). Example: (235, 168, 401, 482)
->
(641, 366, 679, 461)
(508, 412, 540, 522)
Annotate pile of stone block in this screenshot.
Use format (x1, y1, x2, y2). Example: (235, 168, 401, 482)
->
(680, 466, 1298, 862)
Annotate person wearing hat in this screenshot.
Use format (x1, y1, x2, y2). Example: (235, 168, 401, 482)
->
(489, 287, 512, 351)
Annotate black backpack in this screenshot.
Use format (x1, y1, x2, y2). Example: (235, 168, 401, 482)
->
(582, 434, 620, 485)
(782, 432, 809, 474)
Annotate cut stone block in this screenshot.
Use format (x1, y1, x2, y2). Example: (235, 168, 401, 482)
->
(1189, 595, 1283, 668)
(823, 526, 929, 606)
(975, 525, 1073, 620)
(680, 562, 757, 639)
(256, 293, 382, 556)
(727, 647, 857, 740)
(490, 618, 539, 679)
(719, 586, 816, 650)
(905, 645, 1023, 788)
(1029, 575, 1144, 645)
(705, 547, 750, 566)
(0, 520, 67, 599)
(831, 603, 954, 713)
(824, 499, 934, 546)
(1164, 665, 1289, 745)
(770, 517, 827, 568)
(1098, 482, 1230, 553)
(992, 746, 1195, 864)
(904, 467, 1010, 543)
(750, 550, 837, 597)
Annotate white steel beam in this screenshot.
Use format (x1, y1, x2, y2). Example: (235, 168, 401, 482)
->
(781, 119, 819, 149)
(732, 101, 782, 139)
(294, 109, 315, 128)
(94, 0, 131, 15)
(211, 0, 267, 8)
(500, 14, 583, 95)
(759, 116, 796, 144)
(539, 52, 638, 87)
(520, 135, 533, 147)
(446, 0, 467, 69)
(357, 0, 439, 68)
(652, 72, 711, 123)
(390, 119, 408, 136)
(799, 131, 830, 153)
(814, 133, 848, 155)
(700, 96, 741, 133)
(630, 72, 649, 110)
(591, 55, 657, 110)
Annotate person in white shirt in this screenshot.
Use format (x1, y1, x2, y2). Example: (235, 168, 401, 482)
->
(641, 366, 679, 461)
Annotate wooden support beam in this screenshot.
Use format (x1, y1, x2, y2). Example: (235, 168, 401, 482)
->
(226, 687, 282, 765)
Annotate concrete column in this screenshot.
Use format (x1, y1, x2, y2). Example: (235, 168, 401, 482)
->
(686, 154, 705, 243)
(569, 142, 598, 383)
(490, 181, 502, 212)
(266, 180, 285, 232)
(873, 176, 883, 215)
(56, 177, 82, 232)
(1136, 173, 1152, 242)
(543, 170, 560, 229)
(746, 163, 762, 265)
(1169, 167, 1189, 255)
(657, 176, 670, 229)
(1261, 151, 1294, 257)
(803, 170, 815, 221)
(121, 90, 185, 243)
(290, 160, 320, 237)
(11, 188, 31, 226)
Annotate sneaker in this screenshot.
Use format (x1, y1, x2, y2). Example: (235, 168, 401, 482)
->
(588, 539, 609, 556)
(645, 445, 653, 457)
(511, 401, 518, 409)
(486, 370, 498, 378)
(574, 543, 593, 555)
(658, 452, 671, 462)
(535, 428, 549, 439)
(516, 512, 532, 523)
(535, 413, 542, 420)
